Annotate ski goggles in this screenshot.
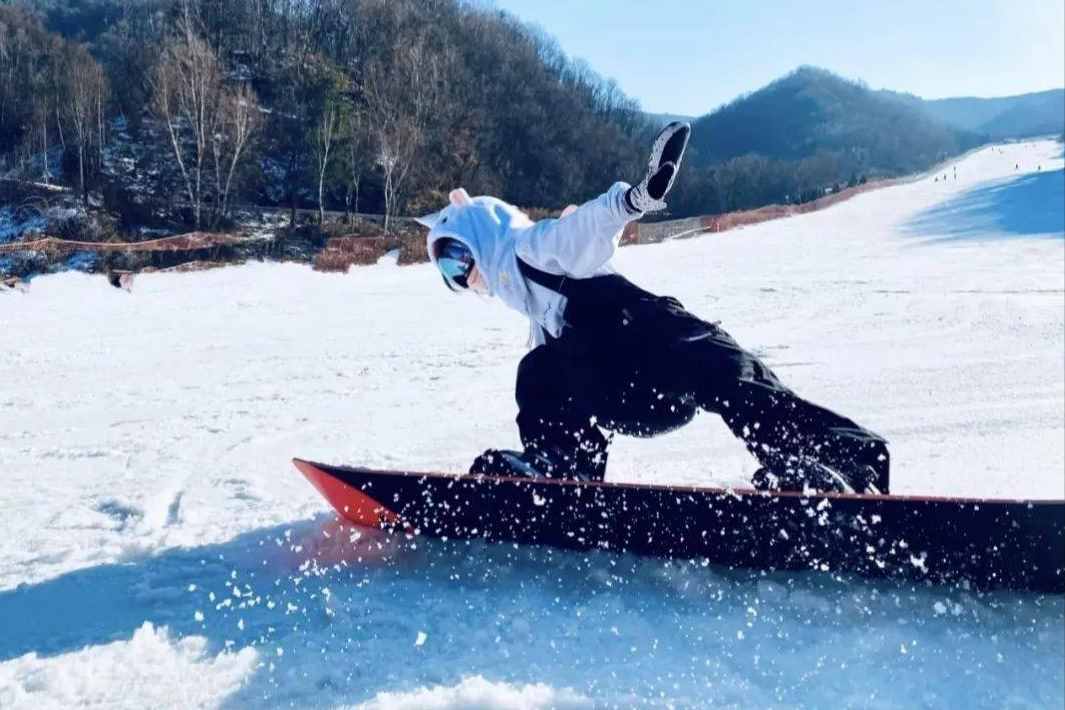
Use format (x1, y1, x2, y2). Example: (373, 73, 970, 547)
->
(433, 238, 475, 291)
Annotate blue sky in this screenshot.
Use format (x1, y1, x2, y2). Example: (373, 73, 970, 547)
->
(490, 0, 1065, 116)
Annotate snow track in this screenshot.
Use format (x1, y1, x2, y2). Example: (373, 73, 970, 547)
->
(0, 140, 1062, 708)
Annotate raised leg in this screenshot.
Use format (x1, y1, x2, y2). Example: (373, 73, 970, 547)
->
(666, 321, 890, 492)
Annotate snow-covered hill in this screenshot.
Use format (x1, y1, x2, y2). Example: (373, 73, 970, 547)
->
(0, 140, 1062, 709)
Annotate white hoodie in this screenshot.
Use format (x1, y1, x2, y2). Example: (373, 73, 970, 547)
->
(420, 182, 638, 346)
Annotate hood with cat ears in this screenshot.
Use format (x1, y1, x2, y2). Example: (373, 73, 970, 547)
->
(420, 187, 489, 295)
(414, 188, 474, 230)
(419, 187, 528, 300)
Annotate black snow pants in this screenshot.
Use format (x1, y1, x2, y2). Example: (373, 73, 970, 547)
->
(513, 259, 890, 491)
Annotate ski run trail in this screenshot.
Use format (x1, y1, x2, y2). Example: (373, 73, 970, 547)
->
(0, 140, 1062, 709)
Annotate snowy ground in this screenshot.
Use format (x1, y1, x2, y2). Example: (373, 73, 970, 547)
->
(1, 140, 1062, 708)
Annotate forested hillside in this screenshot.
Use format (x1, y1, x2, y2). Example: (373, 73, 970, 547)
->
(1, 0, 650, 234)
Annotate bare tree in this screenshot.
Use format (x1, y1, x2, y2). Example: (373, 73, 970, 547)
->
(151, 21, 258, 228)
(343, 108, 370, 222)
(150, 32, 222, 228)
(30, 100, 50, 183)
(212, 84, 259, 223)
(312, 95, 338, 225)
(63, 45, 108, 203)
(361, 40, 439, 232)
(294, 54, 350, 225)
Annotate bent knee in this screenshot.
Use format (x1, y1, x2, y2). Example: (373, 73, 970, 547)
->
(605, 398, 697, 438)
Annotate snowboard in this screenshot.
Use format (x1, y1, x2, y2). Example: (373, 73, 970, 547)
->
(293, 458, 1065, 593)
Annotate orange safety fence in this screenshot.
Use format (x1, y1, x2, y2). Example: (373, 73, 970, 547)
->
(0, 232, 244, 255)
(1, 177, 903, 271)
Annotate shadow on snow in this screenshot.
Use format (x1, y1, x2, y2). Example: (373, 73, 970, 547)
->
(904, 168, 1065, 244)
(1, 516, 1063, 707)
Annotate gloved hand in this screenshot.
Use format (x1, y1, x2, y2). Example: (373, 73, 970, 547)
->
(625, 121, 691, 214)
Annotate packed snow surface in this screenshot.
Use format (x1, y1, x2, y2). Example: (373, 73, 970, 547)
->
(1, 140, 1063, 708)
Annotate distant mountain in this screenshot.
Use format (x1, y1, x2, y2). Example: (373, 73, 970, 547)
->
(661, 67, 990, 216)
(887, 89, 1065, 139)
(917, 95, 1010, 132)
(687, 66, 977, 175)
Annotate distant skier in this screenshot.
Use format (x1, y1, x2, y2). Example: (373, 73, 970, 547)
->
(107, 270, 135, 292)
(417, 122, 889, 493)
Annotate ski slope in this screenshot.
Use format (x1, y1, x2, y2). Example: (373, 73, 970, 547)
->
(0, 140, 1062, 708)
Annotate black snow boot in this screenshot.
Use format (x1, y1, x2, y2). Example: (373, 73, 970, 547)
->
(470, 446, 606, 482)
(751, 466, 806, 493)
(752, 459, 888, 496)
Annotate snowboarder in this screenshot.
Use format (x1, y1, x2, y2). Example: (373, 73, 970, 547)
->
(417, 122, 889, 494)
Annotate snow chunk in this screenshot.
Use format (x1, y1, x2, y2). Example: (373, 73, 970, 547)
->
(349, 675, 592, 710)
(0, 623, 256, 708)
